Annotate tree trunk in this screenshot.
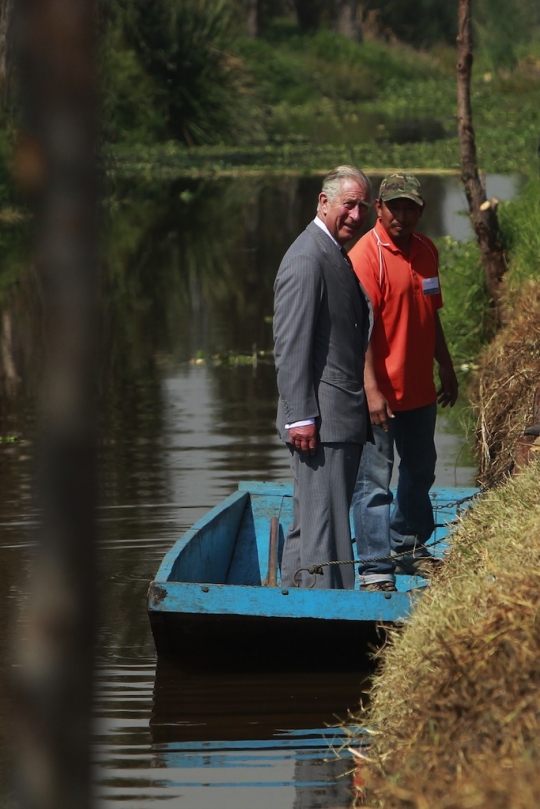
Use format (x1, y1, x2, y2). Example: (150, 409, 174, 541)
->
(335, 0, 362, 42)
(457, 0, 506, 326)
(245, 0, 258, 38)
(0, 0, 14, 100)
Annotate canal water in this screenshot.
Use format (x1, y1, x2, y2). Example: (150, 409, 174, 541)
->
(0, 172, 517, 807)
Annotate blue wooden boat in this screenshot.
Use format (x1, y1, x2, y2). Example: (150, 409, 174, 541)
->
(147, 480, 478, 669)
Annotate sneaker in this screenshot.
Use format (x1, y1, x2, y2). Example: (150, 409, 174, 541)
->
(360, 581, 397, 592)
(393, 553, 444, 578)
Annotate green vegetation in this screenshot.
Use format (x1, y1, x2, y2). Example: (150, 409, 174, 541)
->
(96, 0, 540, 177)
(189, 348, 274, 366)
(497, 175, 540, 294)
(106, 46, 539, 176)
(101, 0, 260, 146)
(0, 1, 534, 195)
(434, 180, 540, 379)
(0, 216, 32, 302)
(437, 237, 489, 368)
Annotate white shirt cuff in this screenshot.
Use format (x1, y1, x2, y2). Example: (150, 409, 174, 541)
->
(285, 419, 315, 429)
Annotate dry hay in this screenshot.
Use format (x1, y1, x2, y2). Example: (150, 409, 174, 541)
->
(472, 280, 540, 487)
(351, 461, 540, 808)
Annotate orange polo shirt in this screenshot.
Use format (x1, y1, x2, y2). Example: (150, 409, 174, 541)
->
(349, 220, 443, 411)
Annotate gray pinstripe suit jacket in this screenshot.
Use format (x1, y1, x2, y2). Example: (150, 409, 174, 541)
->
(274, 220, 373, 445)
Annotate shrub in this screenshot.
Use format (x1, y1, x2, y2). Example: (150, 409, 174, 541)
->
(102, 0, 261, 145)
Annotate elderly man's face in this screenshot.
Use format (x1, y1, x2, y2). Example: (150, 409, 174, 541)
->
(318, 179, 371, 246)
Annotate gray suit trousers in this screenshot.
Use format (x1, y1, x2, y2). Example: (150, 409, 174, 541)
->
(280, 442, 362, 590)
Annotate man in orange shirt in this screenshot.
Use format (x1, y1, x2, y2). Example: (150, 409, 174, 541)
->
(349, 173, 458, 592)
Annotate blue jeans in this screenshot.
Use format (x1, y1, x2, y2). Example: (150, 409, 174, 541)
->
(352, 403, 437, 584)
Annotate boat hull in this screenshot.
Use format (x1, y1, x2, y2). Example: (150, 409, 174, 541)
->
(148, 480, 478, 668)
(149, 610, 393, 670)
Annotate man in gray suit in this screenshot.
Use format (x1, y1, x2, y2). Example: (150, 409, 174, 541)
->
(274, 165, 373, 589)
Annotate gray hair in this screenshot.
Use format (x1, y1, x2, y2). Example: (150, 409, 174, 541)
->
(321, 165, 372, 204)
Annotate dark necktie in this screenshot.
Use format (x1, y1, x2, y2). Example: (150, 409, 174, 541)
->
(340, 246, 351, 265)
(340, 246, 356, 275)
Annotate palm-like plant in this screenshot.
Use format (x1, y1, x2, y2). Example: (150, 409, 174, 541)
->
(110, 0, 255, 145)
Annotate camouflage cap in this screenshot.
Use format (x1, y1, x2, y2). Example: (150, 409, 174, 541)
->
(379, 172, 424, 206)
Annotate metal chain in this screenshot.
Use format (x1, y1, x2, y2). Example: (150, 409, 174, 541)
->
(431, 489, 485, 511)
(296, 546, 431, 580)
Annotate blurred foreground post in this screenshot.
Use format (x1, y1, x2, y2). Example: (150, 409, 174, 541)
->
(14, 0, 98, 808)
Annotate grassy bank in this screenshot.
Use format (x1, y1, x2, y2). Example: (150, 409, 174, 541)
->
(469, 175, 540, 485)
(352, 460, 540, 808)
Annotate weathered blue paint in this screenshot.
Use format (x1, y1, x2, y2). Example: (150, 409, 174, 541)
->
(149, 579, 421, 621)
(147, 480, 479, 663)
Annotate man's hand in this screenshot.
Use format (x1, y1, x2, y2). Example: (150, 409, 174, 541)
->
(437, 363, 459, 408)
(289, 424, 317, 455)
(367, 388, 394, 432)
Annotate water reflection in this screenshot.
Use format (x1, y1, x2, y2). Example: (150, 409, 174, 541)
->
(147, 660, 368, 809)
(0, 172, 513, 807)
(440, 173, 523, 242)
